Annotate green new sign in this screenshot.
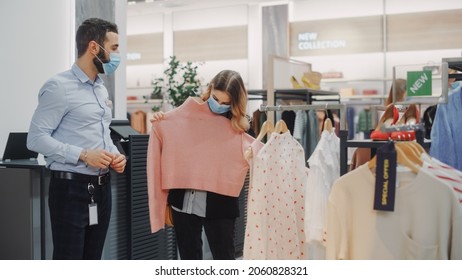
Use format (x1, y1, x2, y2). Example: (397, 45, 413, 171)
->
(406, 70, 432, 96)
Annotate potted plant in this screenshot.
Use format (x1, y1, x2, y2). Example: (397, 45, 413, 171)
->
(151, 56, 203, 109)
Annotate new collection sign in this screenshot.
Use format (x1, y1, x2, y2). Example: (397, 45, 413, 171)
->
(406, 70, 432, 96)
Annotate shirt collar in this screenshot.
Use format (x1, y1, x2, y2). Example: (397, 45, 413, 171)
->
(72, 63, 104, 86)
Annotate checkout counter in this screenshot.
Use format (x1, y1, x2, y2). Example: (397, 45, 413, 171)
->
(0, 157, 52, 259)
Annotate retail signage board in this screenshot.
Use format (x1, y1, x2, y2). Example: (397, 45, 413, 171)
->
(406, 70, 432, 97)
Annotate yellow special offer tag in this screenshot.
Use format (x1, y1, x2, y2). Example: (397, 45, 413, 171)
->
(374, 142, 397, 212)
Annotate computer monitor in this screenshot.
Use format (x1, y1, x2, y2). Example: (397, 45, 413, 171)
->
(2, 132, 38, 161)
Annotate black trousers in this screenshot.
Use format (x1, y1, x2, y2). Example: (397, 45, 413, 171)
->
(172, 209, 236, 260)
(48, 176, 112, 260)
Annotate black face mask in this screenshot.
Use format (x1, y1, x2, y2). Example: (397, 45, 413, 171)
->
(92, 47, 108, 74)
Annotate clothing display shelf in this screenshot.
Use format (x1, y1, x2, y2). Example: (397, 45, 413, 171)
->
(248, 88, 340, 103)
(339, 129, 430, 176)
(258, 88, 340, 124)
(321, 78, 389, 105)
(248, 89, 267, 101)
(444, 57, 462, 79)
(274, 88, 340, 104)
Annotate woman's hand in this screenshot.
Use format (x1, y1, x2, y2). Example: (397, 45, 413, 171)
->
(150, 111, 165, 123)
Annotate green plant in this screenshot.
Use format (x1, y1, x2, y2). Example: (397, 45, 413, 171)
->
(151, 56, 203, 108)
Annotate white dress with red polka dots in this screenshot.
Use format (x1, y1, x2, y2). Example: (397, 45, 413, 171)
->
(243, 131, 308, 259)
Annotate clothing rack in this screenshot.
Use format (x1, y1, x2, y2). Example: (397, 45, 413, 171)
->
(248, 89, 267, 101)
(381, 123, 424, 132)
(339, 129, 431, 176)
(259, 103, 347, 130)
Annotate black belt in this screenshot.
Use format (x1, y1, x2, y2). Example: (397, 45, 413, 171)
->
(51, 171, 110, 186)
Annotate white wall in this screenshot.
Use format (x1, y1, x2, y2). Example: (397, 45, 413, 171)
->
(126, 3, 254, 98)
(0, 0, 74, 157)
(290, 0, 462, 92)
(0, 0, 127, 157)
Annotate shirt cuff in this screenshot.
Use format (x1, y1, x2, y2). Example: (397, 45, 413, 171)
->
(66, 145, 83, 165)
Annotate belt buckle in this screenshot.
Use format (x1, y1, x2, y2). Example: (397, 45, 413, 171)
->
(98, 175, 103, 186)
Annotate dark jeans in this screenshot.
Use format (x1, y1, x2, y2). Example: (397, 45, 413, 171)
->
(48, 176, 112, 260)
(172, 209, 236, 260)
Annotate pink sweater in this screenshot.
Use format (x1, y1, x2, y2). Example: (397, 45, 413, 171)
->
(147, 97, 257, 233)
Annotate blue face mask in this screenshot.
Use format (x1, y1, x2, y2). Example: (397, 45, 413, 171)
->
(95, 44, 120, 75)
(207, 95, 231, 114)
(450, 81, 460, 90)
(102, 52, 121, 75)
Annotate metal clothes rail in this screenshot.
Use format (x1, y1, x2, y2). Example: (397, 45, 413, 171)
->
(259, 103, 347, 130)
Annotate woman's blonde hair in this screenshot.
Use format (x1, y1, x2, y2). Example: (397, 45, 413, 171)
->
(200, 70, 250, 133)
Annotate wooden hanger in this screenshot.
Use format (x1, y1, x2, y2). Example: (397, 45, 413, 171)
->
(368, 144, 419, 174)
(274, 119, 289, 134)
(323, 105, 333, 133)
(395, 142, 423, 167)
(246, 120, 275, 161)
(407, 141, 426, 155)
(323, 118, 333, 132)
(256, 120, 274, 142)
(395, 145, 420, 173)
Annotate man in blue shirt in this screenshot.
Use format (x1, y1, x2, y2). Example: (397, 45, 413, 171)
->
(27, 18, 126, 259)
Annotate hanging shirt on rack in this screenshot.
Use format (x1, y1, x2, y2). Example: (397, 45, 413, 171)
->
(326, 164, 462, 260)
(356, 108, 373, 136)
(430, 88, 462, 171)
(244, 131, 308, 260)
(305, 110, 319, 161)
(293, 110, 307, 146)
(304, 130, 340, 259)
(131, 110, 147, 134)
(281, 111, 296, 135)
(421, 154, 462, 205)
(347, 107, 355, 140)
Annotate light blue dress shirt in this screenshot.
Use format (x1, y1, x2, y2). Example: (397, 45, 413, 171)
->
(430, 87, 462, 171)
(27, 63, 118, 175)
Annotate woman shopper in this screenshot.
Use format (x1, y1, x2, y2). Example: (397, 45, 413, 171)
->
(147, 70, 260, 260)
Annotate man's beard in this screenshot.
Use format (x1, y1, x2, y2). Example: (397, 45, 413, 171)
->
(93, 49, 107, 74)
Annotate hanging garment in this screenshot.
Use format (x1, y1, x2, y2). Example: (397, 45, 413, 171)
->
(356, 109, 373, 135)
(423, 105, 437, 139)
(305, 110, 319, 161)
(347, 107, 355, 140)
(252, 109, 262, 137)
(281, 111, 296, 135)
(293, 110, 308, 150)
(244, 131, 308, 260)
(326, 164, 462, 260)
(304, 130, 340, 259)
(421, 154, 462, 205)
(430, 89, 462, 171)
(349, 148, 372, 171)
(131, 110, 147, 134)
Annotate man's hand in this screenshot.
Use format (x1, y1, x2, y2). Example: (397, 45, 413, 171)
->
(110, 153, 127, 173)
(81, 149, 115, 169)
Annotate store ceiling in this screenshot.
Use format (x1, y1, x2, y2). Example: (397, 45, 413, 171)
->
(127, 0, 290, 15)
